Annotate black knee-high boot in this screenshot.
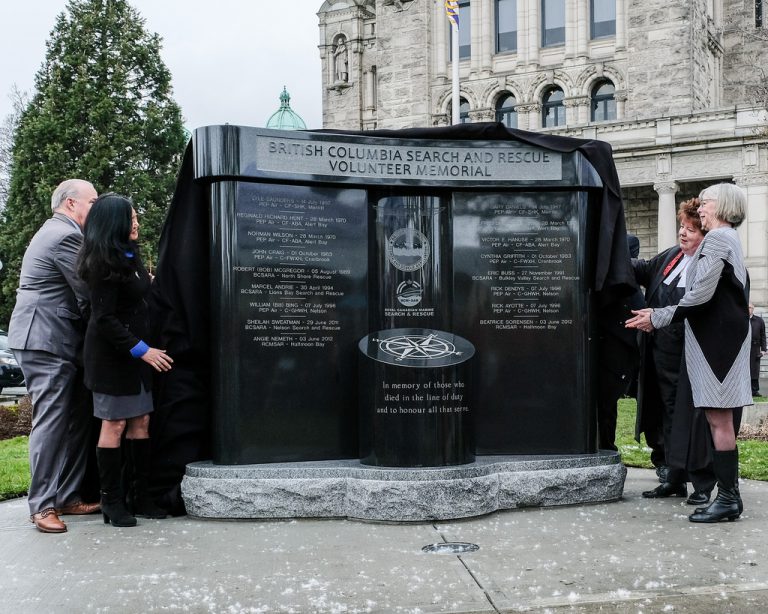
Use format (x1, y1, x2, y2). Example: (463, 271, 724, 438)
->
(97, 447, 137, 527)
(125, 439, 167, 519)
(689, 449, 741, 523)
(733, 447, 743, 514)
(694, 448, 744, 514)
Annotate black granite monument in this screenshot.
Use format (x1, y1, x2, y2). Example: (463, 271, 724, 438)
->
(188, 125, 609, 466)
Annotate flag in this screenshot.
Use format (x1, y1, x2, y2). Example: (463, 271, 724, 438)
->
(445, 0, 459, 27)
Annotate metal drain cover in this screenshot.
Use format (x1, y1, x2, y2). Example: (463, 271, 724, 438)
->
(422, 542, 479, 554)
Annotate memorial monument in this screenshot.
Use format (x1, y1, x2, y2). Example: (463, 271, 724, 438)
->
(150, 123, 635, 520)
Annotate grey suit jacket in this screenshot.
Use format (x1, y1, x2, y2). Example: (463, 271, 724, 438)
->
(8, 213, 89, 362)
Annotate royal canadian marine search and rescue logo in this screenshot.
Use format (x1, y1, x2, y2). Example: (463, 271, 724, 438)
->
(396, 279, 423, 307)
(374, 333, 462, 362)
(386, 226, 430, 272)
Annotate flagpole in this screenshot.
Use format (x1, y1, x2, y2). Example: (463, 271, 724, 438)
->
(451, 21, 460, 125)
(445, 1, 460, 125)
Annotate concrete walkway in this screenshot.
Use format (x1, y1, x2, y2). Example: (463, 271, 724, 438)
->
(2, 467, 768, 613)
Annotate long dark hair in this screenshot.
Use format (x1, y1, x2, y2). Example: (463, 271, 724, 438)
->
(78, 193, 137, 283)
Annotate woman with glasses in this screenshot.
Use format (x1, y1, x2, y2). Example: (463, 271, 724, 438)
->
(626, 183, 752, 523)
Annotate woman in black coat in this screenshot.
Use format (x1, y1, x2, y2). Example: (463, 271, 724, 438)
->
(78, 194, 173, 527)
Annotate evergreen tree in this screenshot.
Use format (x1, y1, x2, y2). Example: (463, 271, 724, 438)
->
(0, 0, 187, 323)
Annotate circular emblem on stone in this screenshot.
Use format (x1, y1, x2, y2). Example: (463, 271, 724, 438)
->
(375, 333, 461, 362)
(396, 279, 423, 307)
(386, 227, 430, 272)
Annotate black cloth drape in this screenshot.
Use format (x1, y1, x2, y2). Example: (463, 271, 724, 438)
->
(148, 143, 212, 514)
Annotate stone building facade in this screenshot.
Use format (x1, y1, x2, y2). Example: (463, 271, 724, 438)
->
(317, 0, 768, 310)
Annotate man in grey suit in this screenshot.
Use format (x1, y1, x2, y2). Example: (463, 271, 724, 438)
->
(9, 178, 100, 533)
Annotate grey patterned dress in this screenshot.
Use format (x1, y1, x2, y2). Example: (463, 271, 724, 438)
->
(651, 227, 752, 409)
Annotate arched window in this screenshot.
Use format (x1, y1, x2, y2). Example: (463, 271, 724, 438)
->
(496, 0, 518, 53)
(495, 95, 518, 128)
(591, 81, 616, 122)
(459, 98, 471, 124)
(541, 87, 565, 127)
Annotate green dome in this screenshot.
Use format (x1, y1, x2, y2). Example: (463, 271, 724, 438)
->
(266, 87, 307, 130)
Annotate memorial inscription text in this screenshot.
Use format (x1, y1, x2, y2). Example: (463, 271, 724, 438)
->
(234, 185, 365, 351)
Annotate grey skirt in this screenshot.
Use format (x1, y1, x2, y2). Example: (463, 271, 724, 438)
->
(93, 385, 154, 420)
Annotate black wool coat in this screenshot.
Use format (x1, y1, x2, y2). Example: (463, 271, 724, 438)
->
(84, 254, 153, 396)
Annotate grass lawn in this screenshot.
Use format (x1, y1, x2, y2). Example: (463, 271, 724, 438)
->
(616, 397, 768, 481)
(0, 398, 767, 500)
(0, 436, 29, 502)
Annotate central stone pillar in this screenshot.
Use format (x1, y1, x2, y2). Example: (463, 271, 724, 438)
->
(363, 191, 470, 467)
(358, 328, 475, 467)
(369, 193, 452, 331)
(654, 180, 679, 251)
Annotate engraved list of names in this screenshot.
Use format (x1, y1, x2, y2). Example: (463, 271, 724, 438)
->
(234, 183, 367, 353)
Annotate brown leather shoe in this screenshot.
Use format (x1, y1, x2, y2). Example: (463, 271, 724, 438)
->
(30, 508, 67, 533)
(57, 501, 101, 515)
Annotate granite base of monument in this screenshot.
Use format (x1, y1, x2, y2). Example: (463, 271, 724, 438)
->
(181, 452, 626, 522)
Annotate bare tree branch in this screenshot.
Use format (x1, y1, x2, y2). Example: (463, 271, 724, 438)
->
(0, 86, 30, 211)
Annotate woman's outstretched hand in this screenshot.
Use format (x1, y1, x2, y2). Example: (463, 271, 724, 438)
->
(625, 308, 655, 333)
(141, 347, 174, 372)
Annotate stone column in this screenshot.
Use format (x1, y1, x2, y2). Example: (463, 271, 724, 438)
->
(576, 0, 589, 57)
(614, 91, 627, 120)
(512, 103, 530, 131)
(654, 181, 679, 251)
(517, 0, 529, 66)
(481, 0, 494, 73)
(565, 0, 578, 58)
(515, 109, 527, 131)
(563, 98, 581, 126)
(324, 42, 335, 88)
(470, 0, 483, 74)
(527, 0, 540, 67)
(364, 69, 376, 110)
(569, 95, 590, 124)
(615, 0, 627, 51)
(434, 1, 448, 80)
(735, 167, 768, 305)
(319, 44, 329, 87)
(523, 103, 542, 130)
